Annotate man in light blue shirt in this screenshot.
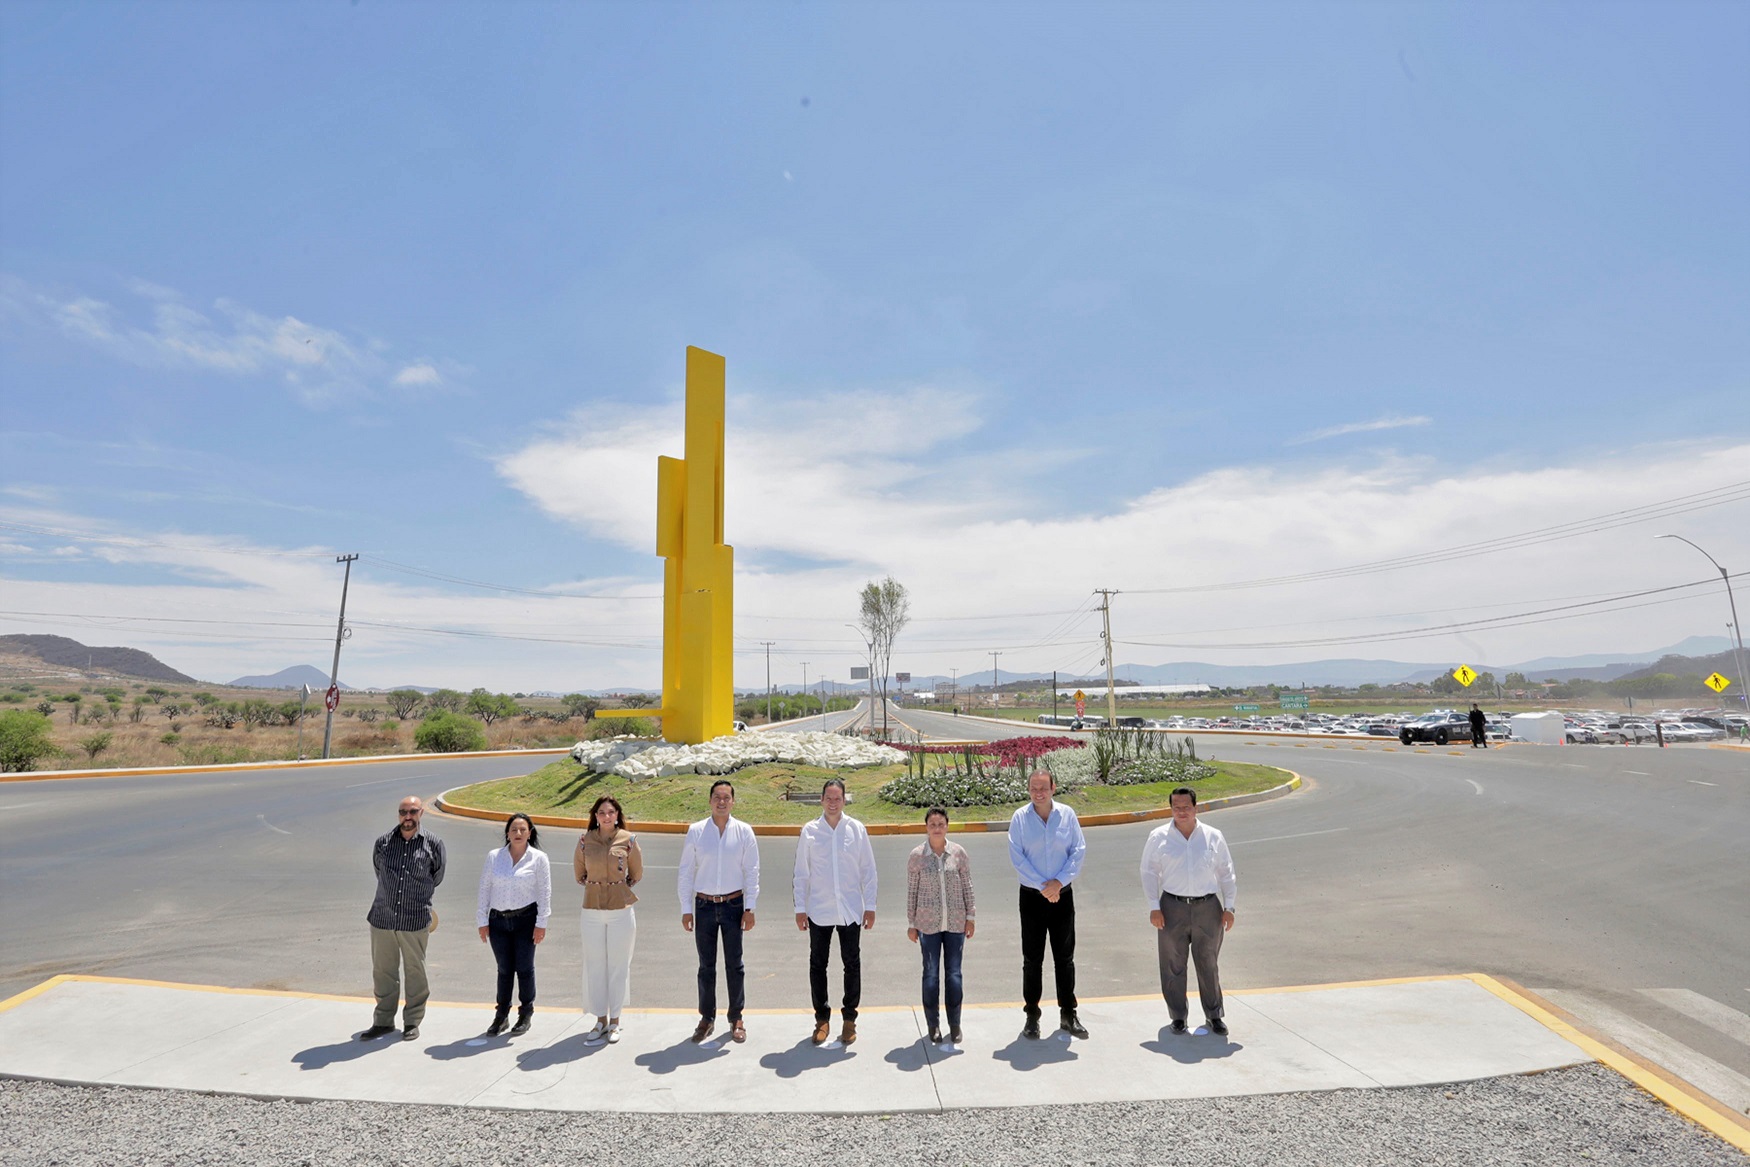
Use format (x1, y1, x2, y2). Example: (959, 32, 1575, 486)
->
(1007, 770, 1088, 1039)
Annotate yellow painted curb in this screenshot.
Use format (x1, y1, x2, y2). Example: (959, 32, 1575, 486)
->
(435, 772, 1303, 836)
(1708, 742, 1750, 753)
(0, 747, 572, 784)
(1472, 974, 1750, 1153)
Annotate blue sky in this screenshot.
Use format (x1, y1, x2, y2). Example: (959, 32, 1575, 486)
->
(2, 1, 1746, 691)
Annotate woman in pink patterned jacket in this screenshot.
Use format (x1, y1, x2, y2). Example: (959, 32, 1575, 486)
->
(906, 806, 977, 1046)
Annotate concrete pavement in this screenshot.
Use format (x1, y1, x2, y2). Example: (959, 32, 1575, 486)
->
(0, 974, 1590, 1115)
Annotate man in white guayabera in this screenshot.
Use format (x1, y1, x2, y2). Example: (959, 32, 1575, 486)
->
(793, 778, 878, 1047)
(678, 779, 760, 1045)
(1140, 786, 1237, 1037)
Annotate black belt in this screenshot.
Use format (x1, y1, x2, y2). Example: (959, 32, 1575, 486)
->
(695, 891, 744, 904)
(1162, 892, 1217, 904)
(489, 904, 537, 920)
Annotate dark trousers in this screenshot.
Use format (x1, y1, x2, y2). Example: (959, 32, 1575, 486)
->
(919, 930, 965, 1032)
(487, 906, 538, 1010)
(808, 921, 862, 1023)
(1019, 884, 1077, 1018)
(1158, 894, 1225, 1022)
(1470, 721, 1487, 747)
(694, 895, 746, 1022)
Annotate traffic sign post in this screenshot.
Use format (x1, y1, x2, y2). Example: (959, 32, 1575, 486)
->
(1074, 688, 1086, 720)
(324, 684, 340, 713)
(1704, 671, 1732, 694)
(1453, 665, 1478, 688)
(1279, 694, 1309, 710)
(1234, 703, 1260, 712)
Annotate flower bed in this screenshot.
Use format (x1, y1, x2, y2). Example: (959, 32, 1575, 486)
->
(877, 767, 1032, 809)
(570, 731, 904, 781)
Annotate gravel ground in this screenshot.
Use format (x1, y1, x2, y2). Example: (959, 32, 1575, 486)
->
(3, 1065, 1743, 1167)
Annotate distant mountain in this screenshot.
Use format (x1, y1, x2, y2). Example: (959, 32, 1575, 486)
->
(0, 634, 196, 683)
(1618, 650, 1747, 683)
(228, 665, 352, 690)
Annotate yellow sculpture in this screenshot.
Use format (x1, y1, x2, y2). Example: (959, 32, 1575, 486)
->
(595, 346, 735, 744)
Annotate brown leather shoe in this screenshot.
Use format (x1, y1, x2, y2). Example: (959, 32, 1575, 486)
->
(837, 1018, 857, 1046)
(730, 1019, 746, 1043)
(811, 1019, 831, 1045)
(690, 1016, 715, 1044)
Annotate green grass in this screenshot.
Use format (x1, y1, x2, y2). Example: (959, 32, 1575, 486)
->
(444, 757, 1293, 826)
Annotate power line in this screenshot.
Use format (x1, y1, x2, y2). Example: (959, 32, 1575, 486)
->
(359, 556, 662, 600)
(1118, 573, 1741, 652)
(1125, 479, 1750, 595)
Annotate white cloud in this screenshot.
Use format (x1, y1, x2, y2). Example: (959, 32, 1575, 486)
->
(393, 363, 442, 387)
(0, 274, 456, 406)
(1287, 414, 1431, 445)
(497, 389, 1750, 683)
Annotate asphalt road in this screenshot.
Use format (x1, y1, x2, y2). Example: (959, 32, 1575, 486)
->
(2, 725, 1746, 1088)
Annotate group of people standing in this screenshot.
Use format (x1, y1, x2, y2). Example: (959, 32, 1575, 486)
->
(361, 773, 1239, 1047)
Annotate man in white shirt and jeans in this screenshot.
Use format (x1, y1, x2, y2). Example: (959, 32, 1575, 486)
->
(1140, 785, 1237, 1036)
(793, 778, 878, 1046)
(678, 779, 761, 1044)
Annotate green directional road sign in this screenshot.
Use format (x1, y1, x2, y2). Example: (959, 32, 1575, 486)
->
(1279, 694, 1309, 709)
(1234, 703, 1260, 712)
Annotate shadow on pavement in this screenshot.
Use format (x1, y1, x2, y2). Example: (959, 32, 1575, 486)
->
(882, 1038, 933, 1073)
(1140, 1026, 1241, 1063)
(424, 1034, 512, 1062)
(291, 1034, 397, 1070)
(516, 1032, 606, 1071)
(991, 1032, 1079, 1071)
(758, 1037, 856, 1079)
(634, 1038, 732, 1075)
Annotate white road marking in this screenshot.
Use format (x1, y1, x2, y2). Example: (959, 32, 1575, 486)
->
(345, 774, 434, 789)
(1640, 988, 1750, 1048)
(256, 814, 291, 836)
(1466, 779, 1484, 796)
(1561, 763, 1587, 768)
(1624, 771, 1651, 776)
(1537, 989, 1750, 1113)
(1231, 827, 1350, 846)
(0, 803, 43, 811)
(1690, 780, 1719, 787)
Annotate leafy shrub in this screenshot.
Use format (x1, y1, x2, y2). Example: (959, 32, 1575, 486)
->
(880, 767, 1031, 808)
(581, 716, 657, 741)
(78, 731, 114, 760)
(414, 710, 488, 753)
(160, 732, 181, 745)
(1040, 746, 1099, 788)
(0, 710, 60, 772)
(1105, 755, 1216, 787)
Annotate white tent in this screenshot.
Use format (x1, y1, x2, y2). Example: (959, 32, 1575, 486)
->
(1510, 711, 1566, 745)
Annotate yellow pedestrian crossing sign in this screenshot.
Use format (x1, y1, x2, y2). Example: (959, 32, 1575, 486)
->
(1452, 665, 1478, 687)
(1704, 672, 1732, 693)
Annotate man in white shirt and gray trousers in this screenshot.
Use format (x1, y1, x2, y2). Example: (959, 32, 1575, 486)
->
(1140, 785, 1237, 1036)
(793, 778, 878, 1047)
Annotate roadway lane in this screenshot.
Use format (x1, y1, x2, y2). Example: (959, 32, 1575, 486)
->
(2, 736, 1745, 1088)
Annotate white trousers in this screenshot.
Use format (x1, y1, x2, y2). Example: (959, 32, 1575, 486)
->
(579, 906, 636, 1020)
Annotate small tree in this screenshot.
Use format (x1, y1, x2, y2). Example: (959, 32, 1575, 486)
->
(426, 688, 465, 713)
(79, 731, 113, 761)
(856, 576, 910, 738)
(386, 690, 424, 720)
(0, 710, 60, 772)
(64, 694, 82, 724)
(35, 699, 54, 717)
(561, 693, 600, 720)
(465, 688, 519, 726)
(130, 697, 149, 723)
(414, 710, 487, 753)
(620, 692, 655, 709)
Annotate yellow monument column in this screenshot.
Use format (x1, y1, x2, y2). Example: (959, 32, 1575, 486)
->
(600, 346, 735, 744)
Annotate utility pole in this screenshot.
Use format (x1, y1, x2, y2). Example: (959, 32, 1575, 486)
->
(949, 667, 958, 712)
(761, 641, 776, 724)
(321, 554, 359, 760)
(801, 661, 810, 723)
(1096, 589, 1120, 729)
(295, 683, 311, 759)
(990, 651, 1001, 711)
(1052, 670, 1058, 721)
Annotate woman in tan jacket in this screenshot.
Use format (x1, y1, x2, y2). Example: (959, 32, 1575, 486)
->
(574, 795, 643, 1044)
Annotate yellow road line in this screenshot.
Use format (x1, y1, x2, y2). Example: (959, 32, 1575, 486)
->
(1472, 974, 1750, 1153)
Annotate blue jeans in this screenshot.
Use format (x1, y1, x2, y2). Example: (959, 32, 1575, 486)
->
(919, 930, 964, 1032)
(693, 895, 746, 1022)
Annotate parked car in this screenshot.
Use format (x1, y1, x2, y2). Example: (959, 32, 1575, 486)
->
(1399, 711, 1474, 745)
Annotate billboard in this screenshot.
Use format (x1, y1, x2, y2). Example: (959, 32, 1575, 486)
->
(895, 672, 911, 684)
(850, 666, 870, 680)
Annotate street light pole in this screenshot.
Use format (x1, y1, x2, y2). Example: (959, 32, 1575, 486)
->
(1658, 534, 1749, 713)
(990, 651, 1001, 711)
(801, 661, 809, 725)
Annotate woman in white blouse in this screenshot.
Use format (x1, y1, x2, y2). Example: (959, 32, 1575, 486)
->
(476, 813, 553, 1037)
